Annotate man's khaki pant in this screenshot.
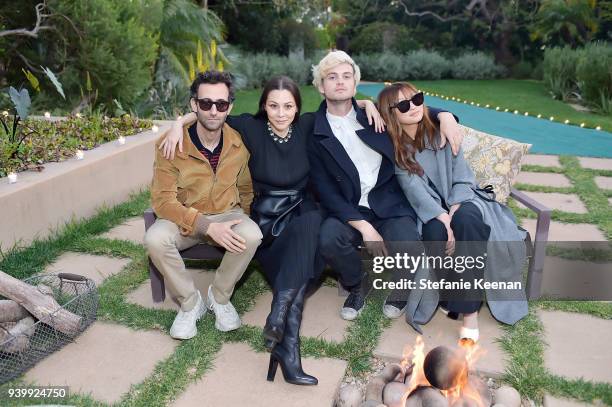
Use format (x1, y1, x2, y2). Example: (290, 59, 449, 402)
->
(144, 209, 262, 311)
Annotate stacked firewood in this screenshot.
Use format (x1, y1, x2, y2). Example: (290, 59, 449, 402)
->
(0, 271, 83, 353)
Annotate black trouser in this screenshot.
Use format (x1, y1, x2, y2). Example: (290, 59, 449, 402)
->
(319, 207, 420, 288)
(421, 202, 490, 314)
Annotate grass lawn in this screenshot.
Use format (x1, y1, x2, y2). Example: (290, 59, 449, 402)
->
(411, 79, 612, 132)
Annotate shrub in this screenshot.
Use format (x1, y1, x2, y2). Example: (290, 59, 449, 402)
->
(542, 46, 582, 100)
(575, 42, 612, 113)
(354, 53, 405, 81)
(403, 50, 451, 80)
(350, 22, 420, 54)
(511, 61, 536, 79)
(355, 51, 450, 82)
(450, 52, 505, 79)
(231, 53, 313, 89)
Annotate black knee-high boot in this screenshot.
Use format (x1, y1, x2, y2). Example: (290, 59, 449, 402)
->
(263, 288, 298, 351)
(266, 284, 318, 385)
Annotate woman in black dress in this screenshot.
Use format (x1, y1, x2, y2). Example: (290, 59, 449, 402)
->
(160, 76, 383, 386)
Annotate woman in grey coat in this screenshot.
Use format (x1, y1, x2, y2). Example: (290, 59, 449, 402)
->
(377, 82, 528, 342)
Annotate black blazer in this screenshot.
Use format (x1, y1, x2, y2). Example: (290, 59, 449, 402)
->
(303, 99, 452, 224)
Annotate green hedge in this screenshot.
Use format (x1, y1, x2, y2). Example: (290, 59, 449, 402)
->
(543, 42, 611, 112)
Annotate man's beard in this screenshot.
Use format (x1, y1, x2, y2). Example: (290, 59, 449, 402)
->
(197, 112, 224, 131)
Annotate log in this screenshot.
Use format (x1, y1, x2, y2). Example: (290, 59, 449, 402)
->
(0, 299, 30, 323)
(0, 271, 82, 335)
(0, 316, 36, 353)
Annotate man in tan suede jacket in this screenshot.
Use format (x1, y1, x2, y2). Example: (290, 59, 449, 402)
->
(145, 71, 262, 340)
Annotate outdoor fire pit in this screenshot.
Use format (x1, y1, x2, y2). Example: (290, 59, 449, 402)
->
(337, 337, 522, 407)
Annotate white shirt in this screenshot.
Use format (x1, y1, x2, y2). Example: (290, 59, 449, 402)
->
(326, 107, 382, 208)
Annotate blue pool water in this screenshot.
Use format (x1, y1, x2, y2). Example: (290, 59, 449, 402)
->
(358, 83, 612, 158)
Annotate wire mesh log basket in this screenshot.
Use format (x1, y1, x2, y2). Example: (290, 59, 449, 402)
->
(0, 272, 98, 384)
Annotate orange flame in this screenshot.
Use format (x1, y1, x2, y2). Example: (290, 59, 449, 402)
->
(398, 337, 488, 406)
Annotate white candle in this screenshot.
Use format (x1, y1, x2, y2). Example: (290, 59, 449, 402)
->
(76, 150, 84, 160)
(44, 112, 51, 119)
(8, 172, 17, 184)
(118, 136, 126, 145)
(152, 125, 159, 132)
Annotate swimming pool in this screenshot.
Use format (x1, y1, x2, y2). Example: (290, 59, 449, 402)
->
(358, 83, 612, 158)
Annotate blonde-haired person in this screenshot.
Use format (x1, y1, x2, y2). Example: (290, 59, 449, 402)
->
(376, 82, 528, 341)
(304, 51, 464, 322)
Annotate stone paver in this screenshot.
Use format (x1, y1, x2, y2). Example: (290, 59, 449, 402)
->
(594, 176, 612, 190)
(578, 157, 612, 171)
(516, 171, 572, 187)
(242, 285, 350, 343)
(541, 257, 612, 300)
(544, 395, 598, 407)
(172, 342, 347, 407)
(374, 307, 506, 378)
(540, 310, 612, 384)
(516, 191, 587, 213)
(126, 268, 215, 310)
(522, 154, 561, 168)
(101, 217, 145, 244)
(44, 252, 130, 286)
(521, 219, 607, 241)
(25, 322, 178, 403)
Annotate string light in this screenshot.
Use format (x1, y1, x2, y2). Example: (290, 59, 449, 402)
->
(580, 123, 585, 128)
(549, 116, 554, 121)
(524, 112, 529, 116)
(596, 126, 602, 131)
(564, 119, 570, 124)
(537, 114, 542, 118)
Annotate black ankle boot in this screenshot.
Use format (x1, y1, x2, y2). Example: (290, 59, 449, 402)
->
(266, 284, 318, 385)
(263, 288, 298, 351)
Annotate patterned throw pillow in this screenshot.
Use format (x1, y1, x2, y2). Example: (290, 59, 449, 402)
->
(460, 125, 531, 204)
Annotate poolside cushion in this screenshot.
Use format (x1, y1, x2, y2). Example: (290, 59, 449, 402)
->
(461, 125, 531, 204)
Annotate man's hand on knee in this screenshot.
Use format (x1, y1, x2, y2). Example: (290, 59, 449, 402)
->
(197, 217, 247, 253)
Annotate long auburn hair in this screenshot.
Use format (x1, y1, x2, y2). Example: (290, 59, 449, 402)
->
(377, 82, 440, 176)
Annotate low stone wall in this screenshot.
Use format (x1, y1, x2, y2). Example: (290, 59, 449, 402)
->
(0, 121, 172, 252)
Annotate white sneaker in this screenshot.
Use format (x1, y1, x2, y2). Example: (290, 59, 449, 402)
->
(170, 291, 206, 340)
(205, 285, 241, 332)
(382, 299, 407, 319)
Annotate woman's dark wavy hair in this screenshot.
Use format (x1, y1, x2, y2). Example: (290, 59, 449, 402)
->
(255, 76, 302, 124)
